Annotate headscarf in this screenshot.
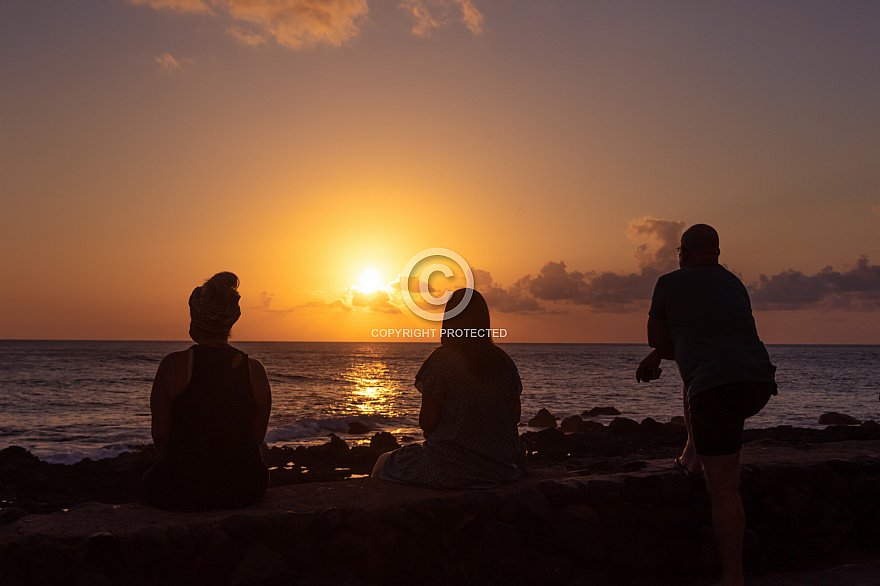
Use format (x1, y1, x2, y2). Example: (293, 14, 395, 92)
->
(188, 281, 241, 333)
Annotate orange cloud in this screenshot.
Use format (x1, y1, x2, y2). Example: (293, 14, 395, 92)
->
(130, 0, 483, 48)
(400, 0, 483, 37)
(226, 0, 369, 49)
(130, 0, 369, 48)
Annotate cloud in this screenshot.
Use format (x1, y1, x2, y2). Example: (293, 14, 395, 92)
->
(301, 216, 880, 317)
(130, 0, 211, 13)
(749, 256, 880, 311)
(226, 0, 370, 49)
(155, 52, 183, 70)
(472, 268, 542, 313)
(227, 25, 269, 46)
(400, 0, 483, 37)
(130, 0, 483, 50)
(496, 216, 683, 312)
(350, 288, 402, 313)
(625, 216, 686, 273)
(304, 298, 354, 311)
(130, 0, 369, 49)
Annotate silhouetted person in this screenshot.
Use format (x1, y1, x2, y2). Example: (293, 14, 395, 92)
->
(142, 272, 272, 511)
(637, 224, 776, 586)
(372, 289, 523, 488)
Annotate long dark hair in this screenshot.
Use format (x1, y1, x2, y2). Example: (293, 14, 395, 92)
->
(440, 289, 507, 381)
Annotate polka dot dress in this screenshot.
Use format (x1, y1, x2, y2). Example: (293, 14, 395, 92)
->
(379, 346, 523, 489)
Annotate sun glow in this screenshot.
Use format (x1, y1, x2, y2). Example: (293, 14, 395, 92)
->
(356, 268, 384, 293)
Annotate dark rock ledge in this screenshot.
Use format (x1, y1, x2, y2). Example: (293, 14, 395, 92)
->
(3, 438, 880, 585)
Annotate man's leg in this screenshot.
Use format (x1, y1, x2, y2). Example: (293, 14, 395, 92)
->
(700, 451, 744, 586)
(679, 383, 702, 475)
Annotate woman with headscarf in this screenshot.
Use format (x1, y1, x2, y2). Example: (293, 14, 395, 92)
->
(141, 272, 272, 511)
(372, 288, 524, 488)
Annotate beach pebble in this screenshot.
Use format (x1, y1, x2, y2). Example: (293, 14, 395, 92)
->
(528, 408, 558, 428)
(819, 412, 861, 425)
(582, 406, 621, 417)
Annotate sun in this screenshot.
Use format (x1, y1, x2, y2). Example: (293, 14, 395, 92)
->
(356, 268, 384, 293)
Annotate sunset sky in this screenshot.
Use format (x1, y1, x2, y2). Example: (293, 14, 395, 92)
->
(2, 1, 879, 343)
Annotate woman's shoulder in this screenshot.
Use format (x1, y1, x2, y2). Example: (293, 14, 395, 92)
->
(159, 349, 191, 370)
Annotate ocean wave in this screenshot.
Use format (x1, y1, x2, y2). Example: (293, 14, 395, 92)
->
(264, 414, 412, 443)
(38, 441, 150, 465)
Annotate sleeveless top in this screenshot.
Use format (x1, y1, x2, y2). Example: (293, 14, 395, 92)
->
(165, 345, 261, 467)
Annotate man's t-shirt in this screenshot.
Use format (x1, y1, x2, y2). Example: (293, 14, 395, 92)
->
(649, 264, 776, 398)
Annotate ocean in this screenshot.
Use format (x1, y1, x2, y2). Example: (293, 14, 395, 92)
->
(0, 341, 877, 464)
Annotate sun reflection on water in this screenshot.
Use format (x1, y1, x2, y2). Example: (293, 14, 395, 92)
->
(342, 360, 398, 416)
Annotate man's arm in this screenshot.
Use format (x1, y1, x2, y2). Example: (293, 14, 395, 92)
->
(647, 316, 675, 359)
(637, 316, 675, 382)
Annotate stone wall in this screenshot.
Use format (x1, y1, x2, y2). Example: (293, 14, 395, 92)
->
(3, 454, 880, 585)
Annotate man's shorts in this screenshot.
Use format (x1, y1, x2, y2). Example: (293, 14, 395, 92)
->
(688, 381, 777, 457)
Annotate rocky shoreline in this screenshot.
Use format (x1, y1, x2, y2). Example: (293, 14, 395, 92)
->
(2, 411, 879, 515)
(3, 413, 880, 584)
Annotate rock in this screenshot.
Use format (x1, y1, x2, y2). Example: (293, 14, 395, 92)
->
(552, 503, 608, 563)
(369, 432, 400, 452)
(219, 514, 271, 538)
(316, 433, 350, 452)
(819, 412, 861, 426)
(83, 532, 123, 572)
(608, 417, 641, 435)
(528, 408, 558, 428)
(669, 415, 686, 426)
(348, 421, 371, 434)
(0, 445, 41, 466)
(469, 520, 528, 582)
(231, 544, 290, 585)
(863, 420, 880, 433)
(534, 479, 581, 506)
(0, 507, 28, 525)
(582, 406, 621, 417)
(819, 411, 861, 425)
(640, 417, 664, 434)
(525, 428, 569, 453)
(559, 415, 585, 433)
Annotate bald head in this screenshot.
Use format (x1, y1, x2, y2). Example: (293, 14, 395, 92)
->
(679, 224, 720, 267)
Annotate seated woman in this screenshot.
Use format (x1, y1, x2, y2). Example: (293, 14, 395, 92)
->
(372, 288, 523, 488)
(141, 272, 272, 511)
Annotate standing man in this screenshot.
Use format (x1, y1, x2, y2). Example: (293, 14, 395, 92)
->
(636, 224, 777, 586)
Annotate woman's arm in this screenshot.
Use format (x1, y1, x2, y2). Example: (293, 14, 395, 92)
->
(249, 358, 272, 446)
(149, 350, 193, 454)
(150, 354, 180, 453)
(418, 392, 441, 438)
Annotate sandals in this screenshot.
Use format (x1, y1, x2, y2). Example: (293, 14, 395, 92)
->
(673, 457, 704, 481)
